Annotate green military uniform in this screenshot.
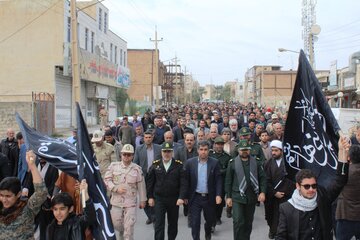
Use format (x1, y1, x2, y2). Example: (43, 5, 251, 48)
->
(235, 127, 266, 165)
(225, 140, 267, 240)
(209, 147, 232, 223)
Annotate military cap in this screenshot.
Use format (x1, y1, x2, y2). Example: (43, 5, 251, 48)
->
(162, 142, 173, 151)
(239, 127, 251, 136)
(214, 137, 225, 144)
(237, 140, 251, 150)
(121, 144, 134, 153)
(91, 130, 104, 142)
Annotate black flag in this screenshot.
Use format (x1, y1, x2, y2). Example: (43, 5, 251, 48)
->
(283, 50, 340, 188)
(76, 103, 116, 240)
(15, 113, 78, 179)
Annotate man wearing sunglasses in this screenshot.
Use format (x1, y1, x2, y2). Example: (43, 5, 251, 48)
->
(104, 144, 147, 240)
(276, 137, 350, 240)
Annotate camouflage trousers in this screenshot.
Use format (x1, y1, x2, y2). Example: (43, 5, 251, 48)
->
(111, 206, 137, 240)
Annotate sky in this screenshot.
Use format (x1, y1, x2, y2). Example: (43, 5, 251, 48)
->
(103, 0, 360, 86)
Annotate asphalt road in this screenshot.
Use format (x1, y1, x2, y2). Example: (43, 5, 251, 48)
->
(132, 203, 269, 240)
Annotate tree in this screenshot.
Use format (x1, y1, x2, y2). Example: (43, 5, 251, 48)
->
(115, 88, 128, 115)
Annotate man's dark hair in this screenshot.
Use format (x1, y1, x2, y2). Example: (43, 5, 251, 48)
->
(249, 112, 256, 116)
(260, 130, 269, 136)
(104, 130, 113, 137)
(197, 140, 210, 149)
(0, 177, 21, 195)
(349, 145, 360, 164)
(16, 132, 23, 140)
(183, 128, 194, 134)
(51, 192, 74, 208)
(248, 119, 256, 124)
(295, 169, 316, 184)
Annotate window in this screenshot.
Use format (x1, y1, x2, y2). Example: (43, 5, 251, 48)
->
(91, 32, 95, 53)
(110, 43, 113, 62)
(85, 28, 88, 50)
(123, 51, 126, 67)
(104, 12, 107, 34)
(120, 49, 123, 65)
(114, 46, 117, 64)
(67, 17, 71, 42)
(99, 8, 102, 31)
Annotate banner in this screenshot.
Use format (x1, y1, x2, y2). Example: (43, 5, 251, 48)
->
(283, 50, 340, 188)
(76, 103, 116, 240)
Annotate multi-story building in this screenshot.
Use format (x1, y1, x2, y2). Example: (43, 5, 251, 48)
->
(225, 80, 244, 102)
(0, 0, 129, 134)
(244, 66, 297, 107)
(203, 84, 216, 100)
(127, 49, 164, 109)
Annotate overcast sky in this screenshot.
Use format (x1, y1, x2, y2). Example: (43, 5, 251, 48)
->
(103, 0, 360, 86)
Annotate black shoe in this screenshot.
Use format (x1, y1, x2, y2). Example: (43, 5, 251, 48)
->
(146, 218, 153, 225)
(226, 207, 232, 218)
(205, 233, 211, 240)
(211, 226, 215, 233)
(216, 219, 222, 225)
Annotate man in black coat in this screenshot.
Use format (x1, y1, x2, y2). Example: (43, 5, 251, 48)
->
(147, 142, 187, 240)
(0, 152, 11, 182)
(264, 140, 295, 239)
(0, 128, 19, 176)
(184, 140, 222, 240)
(276, 137, 350, 240)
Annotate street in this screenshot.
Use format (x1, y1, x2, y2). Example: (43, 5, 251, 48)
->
(132, 204, 268, 240)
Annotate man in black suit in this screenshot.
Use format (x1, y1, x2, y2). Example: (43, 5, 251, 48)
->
(184, 140, 222, 240)
(147, 142, 187, 240)
(133, 130, 162, 224)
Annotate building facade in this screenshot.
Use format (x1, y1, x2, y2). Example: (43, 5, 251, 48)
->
(0, 0, 129, 133)
(244, 66, 297, 108)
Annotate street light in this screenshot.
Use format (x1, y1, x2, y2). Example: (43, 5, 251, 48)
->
(278, 48, 300, 54)
(278, 48, 314, 69)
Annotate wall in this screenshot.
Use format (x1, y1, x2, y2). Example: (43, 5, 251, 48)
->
(0, 0, 65, 102)
(0, 102, 32, 135)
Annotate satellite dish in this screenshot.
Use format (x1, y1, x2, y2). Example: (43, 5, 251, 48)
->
(311, 24, 321, 35)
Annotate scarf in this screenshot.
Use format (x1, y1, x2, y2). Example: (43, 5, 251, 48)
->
(234, 156, 259, 197)
(0, 200, 27, 225)
(288, 189, 317, 212)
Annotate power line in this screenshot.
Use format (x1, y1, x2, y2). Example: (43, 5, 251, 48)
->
(0, 0, 63, 44)
(321, 18, 360, 36)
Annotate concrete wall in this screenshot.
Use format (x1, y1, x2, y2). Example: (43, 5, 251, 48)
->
(0, 102, 32, 135)
(0, 0, 65, 102)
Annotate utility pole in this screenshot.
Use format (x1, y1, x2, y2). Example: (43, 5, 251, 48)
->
(150, 26, 163, 109)
(70, 0, 81, 127)
(184, 66, 187, 103)
(175, 56, 178, 104)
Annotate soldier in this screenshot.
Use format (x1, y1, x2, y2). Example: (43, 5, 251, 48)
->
(147, 142, 187, 240)
(91, 130, 115, 178)
(104, 144, 147, 240)
(225, 140, 267, 240)
(238, 127, 266, 165)
(209, 137, 232, 226)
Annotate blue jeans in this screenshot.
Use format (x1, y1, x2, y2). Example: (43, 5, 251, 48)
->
(336, 219, 360, 240)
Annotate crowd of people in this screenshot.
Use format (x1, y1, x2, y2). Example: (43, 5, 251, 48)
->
(0, 101, 359, 240)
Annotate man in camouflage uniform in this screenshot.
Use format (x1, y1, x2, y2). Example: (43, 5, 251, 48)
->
(209, 137, 232, 226)
(91, 130, 115, 178)
(104, 144, 147, 240)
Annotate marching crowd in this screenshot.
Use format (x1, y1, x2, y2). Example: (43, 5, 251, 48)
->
(0, 102, 360, 240)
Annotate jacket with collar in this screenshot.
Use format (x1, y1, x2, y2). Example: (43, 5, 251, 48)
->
(46, 200, 96, 240)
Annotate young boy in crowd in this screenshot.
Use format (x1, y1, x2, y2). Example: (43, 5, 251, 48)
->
(46, 179, 96, 240)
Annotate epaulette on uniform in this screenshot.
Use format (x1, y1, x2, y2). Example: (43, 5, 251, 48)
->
(175, 159, 183, 164)
(153, 159, 161, 164)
